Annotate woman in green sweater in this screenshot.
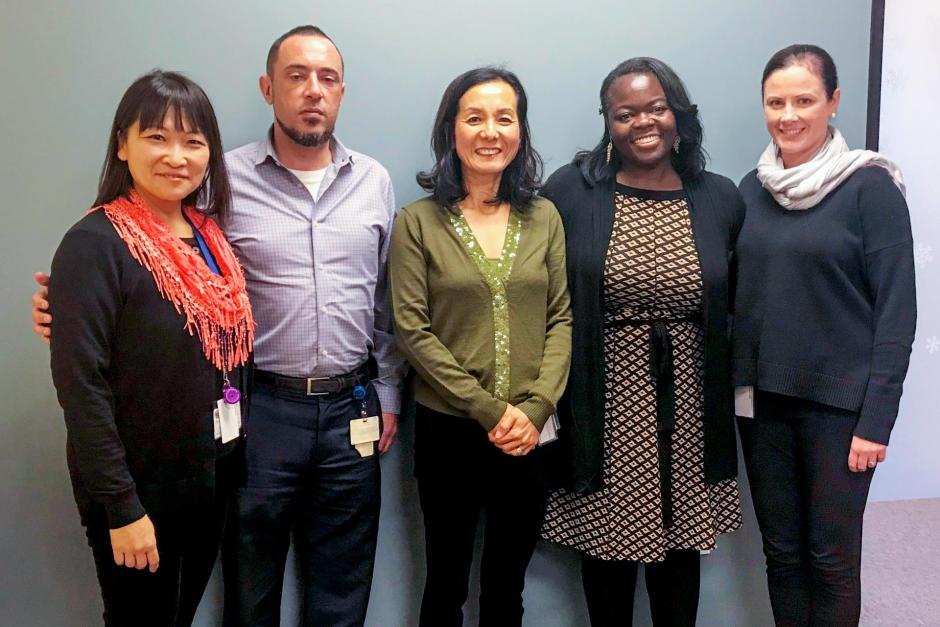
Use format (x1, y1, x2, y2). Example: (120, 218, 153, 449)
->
(389, 67, 572, 627)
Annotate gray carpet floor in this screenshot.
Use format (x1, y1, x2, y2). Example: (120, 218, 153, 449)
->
(861, 497, 940, 626)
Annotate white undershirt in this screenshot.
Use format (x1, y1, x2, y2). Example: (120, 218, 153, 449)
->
(287, 166, 328, 200)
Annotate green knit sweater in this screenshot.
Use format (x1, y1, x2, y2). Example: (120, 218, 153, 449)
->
(389, 196, 572, 431)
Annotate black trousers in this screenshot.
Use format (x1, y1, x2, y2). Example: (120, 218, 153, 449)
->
(224, 378, 381, 627)
(580, 549, 701, 627)
(414, 404, 550, 627)
(738, 392, 875, 627)
(85, 447, 240, 627)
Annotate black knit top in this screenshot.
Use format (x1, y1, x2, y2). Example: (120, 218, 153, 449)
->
(49, 210, 238, 529)
(733, 166, 916, 444)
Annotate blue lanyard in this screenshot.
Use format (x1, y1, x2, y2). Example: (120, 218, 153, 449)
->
(184, 215, 221, 276)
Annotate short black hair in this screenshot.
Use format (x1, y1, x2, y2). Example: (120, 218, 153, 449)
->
(95, 70, 231, 221)
(762, 44, 839, 99)
(576, 57, 707, 185)
(266, 25, 344, 76)
(416, 66, 542, 210)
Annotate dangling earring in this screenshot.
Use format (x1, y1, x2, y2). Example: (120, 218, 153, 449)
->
(673, 136, 681, 154)
(606, 141, 613, 164)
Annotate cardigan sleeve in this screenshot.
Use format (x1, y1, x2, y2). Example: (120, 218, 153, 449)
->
(726, 174, 749, 315)
(854, 168, 916, 444)
(516, 204, 573, 429)
(49, 224, 146, 528)
(389, 207, 507, 430)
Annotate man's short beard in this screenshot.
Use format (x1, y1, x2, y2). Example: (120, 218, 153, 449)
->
(276, 116, 333, 147)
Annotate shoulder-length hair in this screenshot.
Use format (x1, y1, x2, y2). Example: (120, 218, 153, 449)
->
(577, 57, 707, 185)
(95, 70, 231, 221)
(416, 66, 542, 210)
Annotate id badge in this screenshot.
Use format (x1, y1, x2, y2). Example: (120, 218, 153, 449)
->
(350, 415, 380, 457)
(538, 413, 560, 446)
(216, 398, 242, 443)
(735, 386, 755, 419)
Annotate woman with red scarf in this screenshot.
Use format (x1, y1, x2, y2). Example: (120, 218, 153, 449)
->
(48, 71, 253, 626)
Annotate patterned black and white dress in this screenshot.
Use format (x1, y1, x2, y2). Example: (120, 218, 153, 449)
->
(541, 185, 742, 563)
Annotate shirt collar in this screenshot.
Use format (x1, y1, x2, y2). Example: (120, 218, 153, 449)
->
(253, 125, 355, 170)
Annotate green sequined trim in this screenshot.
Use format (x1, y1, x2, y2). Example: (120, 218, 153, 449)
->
(448, 210, 521, 401)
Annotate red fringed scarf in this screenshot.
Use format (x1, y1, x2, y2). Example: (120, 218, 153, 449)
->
(93, 191, 254, 372)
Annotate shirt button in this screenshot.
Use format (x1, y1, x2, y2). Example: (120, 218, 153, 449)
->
(321, 349, 329, 356)
(320, 306, 327, 313)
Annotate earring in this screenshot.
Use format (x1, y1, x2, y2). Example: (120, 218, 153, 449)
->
(830, 112, 836, 119)
(606, 141, 613, 164)
(673, 136, 681, 154)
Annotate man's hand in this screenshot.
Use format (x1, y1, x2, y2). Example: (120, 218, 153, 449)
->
(109, 515, 159, 573)
(848, 435, 887, 473)
(488, 404, 539, 456)
(379, 412, 398, 454)
(31, 272, 52, 343)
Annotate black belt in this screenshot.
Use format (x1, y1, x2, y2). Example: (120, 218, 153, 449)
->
(254, 367, 363, 396)
(608, 315, 699, 529)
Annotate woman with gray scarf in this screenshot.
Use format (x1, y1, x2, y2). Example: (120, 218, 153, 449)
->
(732, 44, 915, 627)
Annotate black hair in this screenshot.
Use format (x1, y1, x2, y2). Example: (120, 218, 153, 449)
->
(576, 57, 706, 185)
(95, 70, 231, 220)
(266, 25, 344, 76)
(761, 44, 839, 99)
(416, 66, 542, 210)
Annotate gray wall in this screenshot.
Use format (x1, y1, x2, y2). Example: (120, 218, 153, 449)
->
(0, 1, 881, 625)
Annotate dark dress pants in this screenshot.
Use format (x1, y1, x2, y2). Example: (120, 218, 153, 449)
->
(580, 549, 701, 627)
(738, 392, 875, 627)
(85, 447, 240, 627)
(414, 403, 550, 627)
(225, 379, 381, 627)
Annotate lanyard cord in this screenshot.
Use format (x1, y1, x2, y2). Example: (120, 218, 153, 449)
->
(183, 214, 222, 276)
(183, 214, 233, 380)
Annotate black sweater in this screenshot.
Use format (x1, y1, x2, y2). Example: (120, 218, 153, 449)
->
(50, 210, 226, 528)
(542, 163, 745, 494)
(733, 166, 916, 444)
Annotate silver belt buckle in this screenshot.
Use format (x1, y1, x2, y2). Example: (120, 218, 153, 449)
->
(306, 376, 330, 396)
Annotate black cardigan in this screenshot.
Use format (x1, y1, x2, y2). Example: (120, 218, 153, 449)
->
(49, 210, 235, 528)
(542, 163, 745, 494)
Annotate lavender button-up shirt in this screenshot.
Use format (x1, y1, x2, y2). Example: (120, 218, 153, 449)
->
(222, 132, 404, 413)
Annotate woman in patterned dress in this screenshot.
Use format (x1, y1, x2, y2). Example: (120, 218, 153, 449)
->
(389, 67, 572, 626)
(540, 58, 744, 626)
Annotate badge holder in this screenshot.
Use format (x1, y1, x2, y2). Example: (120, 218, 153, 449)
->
(214, 372, 242, 443)
(349, 385, 380, 457)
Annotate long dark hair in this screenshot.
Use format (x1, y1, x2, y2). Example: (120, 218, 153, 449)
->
(577, 57, 706, 185)
(762, 44, 839, 99)
(416, 66, 542, 209)
(95, 70, 231, 220)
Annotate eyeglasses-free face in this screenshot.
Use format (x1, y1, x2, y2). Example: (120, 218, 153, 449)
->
(453, 80, 522, 184)
(117, 110, 210, 214)
(763, 63, 841, 168)
(606, 72, 678, 172)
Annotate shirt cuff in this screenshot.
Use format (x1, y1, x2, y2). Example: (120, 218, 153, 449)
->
(373, 380, 401, 415)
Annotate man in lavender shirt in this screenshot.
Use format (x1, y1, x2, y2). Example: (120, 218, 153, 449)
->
(33, 25, 404, 627)
(218, 25, 405, 627)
